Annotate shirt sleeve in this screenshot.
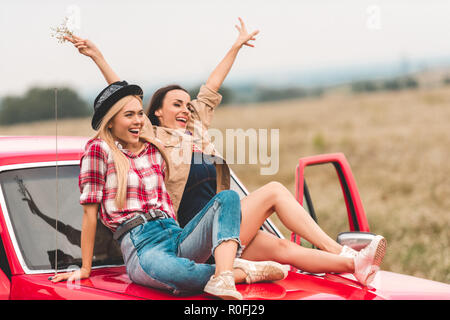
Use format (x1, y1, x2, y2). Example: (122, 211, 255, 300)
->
(187, 84, 223, 130)
(79, 140, 108, 205)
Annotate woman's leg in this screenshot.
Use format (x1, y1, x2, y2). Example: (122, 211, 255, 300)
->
(239, 181, 342, 254)
(176, 190, 246, 282)
(241, 230, 354, 274)
(120, 220, 217, 295)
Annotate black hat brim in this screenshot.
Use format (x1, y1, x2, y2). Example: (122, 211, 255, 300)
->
(92, 84, 143, 130)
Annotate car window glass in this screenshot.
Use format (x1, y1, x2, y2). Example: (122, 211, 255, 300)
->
(0, 165, 122, 271)
(302, 164, 349, 241)
(229, 173, 283, 237)
(229, 175, 247, 199)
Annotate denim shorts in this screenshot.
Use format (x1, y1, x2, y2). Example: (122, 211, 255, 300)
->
(119, 190, 242, 295)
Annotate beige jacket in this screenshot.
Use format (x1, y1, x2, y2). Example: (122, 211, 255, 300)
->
(145, 84, 230, 218)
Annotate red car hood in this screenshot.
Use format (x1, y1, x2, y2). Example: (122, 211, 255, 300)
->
(40, 266, 449, 300)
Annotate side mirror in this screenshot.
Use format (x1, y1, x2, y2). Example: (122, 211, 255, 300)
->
(0, 269, 10, 300)
(337, 231, 377, 251)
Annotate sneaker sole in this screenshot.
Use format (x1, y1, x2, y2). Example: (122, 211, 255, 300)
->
(204, 287, 242, 300)
(365, 265, 379, 285)
(363, 237, 386, 285)
(372, 236, 387, 267)
(354, 236, 386, 286)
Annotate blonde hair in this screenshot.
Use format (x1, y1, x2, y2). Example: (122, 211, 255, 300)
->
(94, 95, 155, 209)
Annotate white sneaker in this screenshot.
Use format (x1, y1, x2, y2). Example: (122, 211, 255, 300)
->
(233, 258, 289, 284)
(353, 235, 387, 286)
(339, 245, 358, 258)
(204, 271, 242, 300)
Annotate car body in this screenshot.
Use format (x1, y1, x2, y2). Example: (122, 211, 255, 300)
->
(0, 136, 449, 300)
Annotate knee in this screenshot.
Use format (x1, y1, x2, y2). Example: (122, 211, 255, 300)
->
(265, 181, 286, 192)
(215, 190, 242, 221)
(272, 238, 294, 261)
(216, 190, 241, 208)
(264, 181, 289, 199)
(276, 238, 291, 252)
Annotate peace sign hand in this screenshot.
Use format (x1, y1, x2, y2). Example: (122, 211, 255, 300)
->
(234, 17, 259, 48)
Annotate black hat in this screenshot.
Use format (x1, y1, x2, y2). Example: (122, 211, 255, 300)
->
(91, 80, 143, 130)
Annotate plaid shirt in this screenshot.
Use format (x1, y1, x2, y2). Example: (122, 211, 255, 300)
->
(79, 138, 176, 232)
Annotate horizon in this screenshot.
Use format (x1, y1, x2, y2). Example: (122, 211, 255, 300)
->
(3, 55, 449, 104)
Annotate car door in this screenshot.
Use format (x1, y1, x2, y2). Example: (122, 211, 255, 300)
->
(291, 153, 372, 251)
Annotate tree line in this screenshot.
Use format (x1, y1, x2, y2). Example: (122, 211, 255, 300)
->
(0, 84, 321, 125)
(0, 87, 90, 125)
(2, 74, 446, 125)
(351, 76, 419, 93)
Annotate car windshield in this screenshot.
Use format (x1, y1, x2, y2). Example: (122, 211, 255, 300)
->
(0, 165, 123, 271)
(0, 164, 280, 272)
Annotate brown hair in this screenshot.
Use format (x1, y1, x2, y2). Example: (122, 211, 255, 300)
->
(146, 84, 189, 126)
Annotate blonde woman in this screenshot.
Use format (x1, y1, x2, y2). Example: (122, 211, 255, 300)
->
(64, 18, 386, 286)
(50, 82, 288, 300)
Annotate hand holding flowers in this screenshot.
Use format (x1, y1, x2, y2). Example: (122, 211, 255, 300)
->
(50, 16, 74, 43)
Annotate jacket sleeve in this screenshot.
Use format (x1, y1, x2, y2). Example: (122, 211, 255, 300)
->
(187, 84, 223, 131)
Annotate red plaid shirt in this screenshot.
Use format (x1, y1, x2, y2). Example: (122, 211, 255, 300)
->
(79, 138, 176, 232)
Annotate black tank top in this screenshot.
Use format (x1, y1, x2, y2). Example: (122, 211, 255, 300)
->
(177, 152, 217, 227)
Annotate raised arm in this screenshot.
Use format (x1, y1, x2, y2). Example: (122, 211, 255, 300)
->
(64, 35, 120, 84)
(205, 17, 259, 92)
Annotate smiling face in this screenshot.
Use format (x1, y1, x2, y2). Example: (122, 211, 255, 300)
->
(154, 89, 191, 129)
(109, 97, 145, 152)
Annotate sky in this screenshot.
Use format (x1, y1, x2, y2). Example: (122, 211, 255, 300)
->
(1, 0, 450, 98)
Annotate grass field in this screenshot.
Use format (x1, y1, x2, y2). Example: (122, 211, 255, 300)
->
(1, 85, 449, 284)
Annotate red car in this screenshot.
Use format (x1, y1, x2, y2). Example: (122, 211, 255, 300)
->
(0, 136, 449, 300)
